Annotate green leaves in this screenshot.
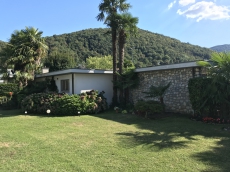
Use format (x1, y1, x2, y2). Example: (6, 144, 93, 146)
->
(1, 27, 48, 87)
(86, 55, 113, 70)
(195, 52, 230, 117)
(143, 82, 171, 104)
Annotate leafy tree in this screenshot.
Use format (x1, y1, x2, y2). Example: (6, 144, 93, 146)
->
(1, 27, 48, 88)
(86, 55, 112, 70)
(43, 52, 76, 72)
(97, 0, 131, 105)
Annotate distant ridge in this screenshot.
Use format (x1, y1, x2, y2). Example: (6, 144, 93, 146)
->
(210, 44, 230, 52)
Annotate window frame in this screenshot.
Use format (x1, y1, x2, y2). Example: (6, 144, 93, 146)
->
(60, 79, 69, 92)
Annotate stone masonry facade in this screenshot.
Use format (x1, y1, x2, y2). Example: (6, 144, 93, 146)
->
(131, 66, 202, 114)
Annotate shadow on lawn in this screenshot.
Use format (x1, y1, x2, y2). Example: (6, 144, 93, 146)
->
(94, 112, 230, 171)
(192, 138, 230, 172)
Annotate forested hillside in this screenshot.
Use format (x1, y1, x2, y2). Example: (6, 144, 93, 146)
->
(210, 44, 230, 52)
(0, 28, 213, 68)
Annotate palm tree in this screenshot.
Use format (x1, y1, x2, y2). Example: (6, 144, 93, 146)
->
(113, 13, 138, 103)
(2, 27, 48, 87)
(117, 13, 138, 74)
(143, 82, 171, 104)
(96, 0, 131, 105)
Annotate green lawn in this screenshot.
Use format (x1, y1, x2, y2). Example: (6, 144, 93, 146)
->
(0, 110, 230, 172)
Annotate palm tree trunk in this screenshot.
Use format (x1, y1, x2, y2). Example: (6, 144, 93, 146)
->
(119, 30, 125, 75)
(112, 28, 118, 105)
(118, 30, 125, 103)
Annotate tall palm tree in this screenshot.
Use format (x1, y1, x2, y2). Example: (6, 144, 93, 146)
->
(3, 27, 48, 87)
(117, 13, 138, 74)
(114, 13, 138, 103)
(96, 0, 131, 105)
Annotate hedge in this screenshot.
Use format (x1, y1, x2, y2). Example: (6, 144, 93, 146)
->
(0, 83, 19, 96)
(188, 77, 212, 115)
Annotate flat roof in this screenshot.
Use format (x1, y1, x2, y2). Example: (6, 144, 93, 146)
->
(36, 61, 201, 78)
(36, 68, 113, 78)
(135, 61, 199, 73)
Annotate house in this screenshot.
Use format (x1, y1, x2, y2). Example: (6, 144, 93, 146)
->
(35, 61, 205, 114)
(35, 68, 113, 104)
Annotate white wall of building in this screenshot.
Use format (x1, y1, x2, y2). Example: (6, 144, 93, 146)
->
(52, 74, 72, 94)
(74, 73, 113, 104)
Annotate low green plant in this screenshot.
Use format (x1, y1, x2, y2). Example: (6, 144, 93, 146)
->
(134, 100, 164, 117)
(143, 82, 171, 104)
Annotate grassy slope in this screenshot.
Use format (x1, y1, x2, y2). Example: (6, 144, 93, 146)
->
(0, 110, 230, 172)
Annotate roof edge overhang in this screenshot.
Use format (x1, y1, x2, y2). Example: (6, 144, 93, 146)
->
(35, 69, 113, 78)
(135, 61, 199, 73)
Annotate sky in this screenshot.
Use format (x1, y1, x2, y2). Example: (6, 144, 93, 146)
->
(0, 0, 230, 48)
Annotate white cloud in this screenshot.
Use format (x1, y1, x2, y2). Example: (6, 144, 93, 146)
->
(177, 1, 230, 21)
(168, 0, 177, 10)
(179, 0, 196, 6)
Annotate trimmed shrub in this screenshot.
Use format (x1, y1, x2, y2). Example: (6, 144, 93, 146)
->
(134, 100, 164, 117)
(21, 93, 60, 114)
(1, 99, 17, 110)
(188, 77, 213, 115)
(0, 84, 19, 96)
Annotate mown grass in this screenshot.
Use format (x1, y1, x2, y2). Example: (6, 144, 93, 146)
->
(0, 109, 230, 172)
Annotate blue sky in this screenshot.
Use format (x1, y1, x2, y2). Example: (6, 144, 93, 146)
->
(0, 0, 230, 48)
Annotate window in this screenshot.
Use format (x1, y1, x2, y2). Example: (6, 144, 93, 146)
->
(61, 79, 69, 92)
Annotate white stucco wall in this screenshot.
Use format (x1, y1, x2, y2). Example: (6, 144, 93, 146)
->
(74, 74, 113, 104)
(54, 74, 72, 94)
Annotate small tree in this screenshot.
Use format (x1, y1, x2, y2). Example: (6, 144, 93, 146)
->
(143, 82, 171, 104)
(43, 52, 76, 72)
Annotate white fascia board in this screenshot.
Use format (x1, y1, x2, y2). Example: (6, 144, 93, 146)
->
(36, 69, 113, 78)
(135, 61, 199, 73)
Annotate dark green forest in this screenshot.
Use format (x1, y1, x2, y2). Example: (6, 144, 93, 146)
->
(0, 28, 213, 69)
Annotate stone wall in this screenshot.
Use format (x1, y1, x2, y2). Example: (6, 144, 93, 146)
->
(131, 67, 202, 114)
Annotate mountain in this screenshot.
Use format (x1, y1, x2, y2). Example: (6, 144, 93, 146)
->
(210, 44, 230, 52)
(0, 28, 213, 68)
